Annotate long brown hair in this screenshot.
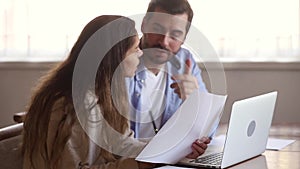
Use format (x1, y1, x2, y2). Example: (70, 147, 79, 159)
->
(22, 15, 137, 169)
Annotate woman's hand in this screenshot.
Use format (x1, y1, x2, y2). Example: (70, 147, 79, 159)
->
(186, 137, 211, 159)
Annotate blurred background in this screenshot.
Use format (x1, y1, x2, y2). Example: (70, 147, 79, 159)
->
(0, 0, 299, 127)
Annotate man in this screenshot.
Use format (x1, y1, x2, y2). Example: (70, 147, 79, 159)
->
(126, 0, 212, 158)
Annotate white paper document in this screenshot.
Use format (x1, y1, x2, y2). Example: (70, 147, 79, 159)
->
(136, 92, 227, 164)
(267, 138, 296, 150)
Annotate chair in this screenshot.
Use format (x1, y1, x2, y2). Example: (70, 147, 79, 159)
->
(0, 123, 23, 169)
(0, 123, 23, 141)
(13, 112, 27, 123)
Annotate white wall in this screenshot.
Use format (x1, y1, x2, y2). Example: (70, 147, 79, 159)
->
(0, 62, 53, 127)
(0, 62, 299, 127)
(200, 62, 300, 123)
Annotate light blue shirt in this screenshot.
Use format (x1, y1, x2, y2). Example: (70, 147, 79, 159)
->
(126, 47, 210, 138)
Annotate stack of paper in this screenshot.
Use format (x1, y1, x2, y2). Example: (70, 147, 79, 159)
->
(136, 92, 227, 164)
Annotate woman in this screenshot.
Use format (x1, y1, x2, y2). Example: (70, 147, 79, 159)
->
(22, 15, 154, 169)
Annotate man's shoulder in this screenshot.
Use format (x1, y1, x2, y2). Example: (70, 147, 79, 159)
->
(176, 47, 197, 63)
(177, 47, 193, 56)
(176, 47, 195, 62)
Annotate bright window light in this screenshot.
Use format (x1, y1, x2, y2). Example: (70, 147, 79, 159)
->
(0, 0, 299, 62)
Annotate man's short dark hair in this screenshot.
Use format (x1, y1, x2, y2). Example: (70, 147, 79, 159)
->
(146, 0, 193, 32)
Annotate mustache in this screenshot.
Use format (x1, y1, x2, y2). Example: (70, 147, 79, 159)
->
(151, 45, 181, 69)
(152, 44, 169, 51)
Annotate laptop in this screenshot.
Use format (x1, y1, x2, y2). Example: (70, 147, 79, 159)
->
(178, 91, 278, 168)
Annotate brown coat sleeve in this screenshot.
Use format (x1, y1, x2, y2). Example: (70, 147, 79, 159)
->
(23, 98, 145, 169)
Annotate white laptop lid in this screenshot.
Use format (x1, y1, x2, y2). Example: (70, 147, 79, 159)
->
(221, 91, 277, 168)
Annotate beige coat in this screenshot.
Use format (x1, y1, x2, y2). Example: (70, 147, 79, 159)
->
(23, 94, 147, 169)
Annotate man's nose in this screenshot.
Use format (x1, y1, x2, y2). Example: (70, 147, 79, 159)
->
(158, 34, 170, 48)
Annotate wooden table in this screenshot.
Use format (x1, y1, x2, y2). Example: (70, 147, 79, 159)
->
(157, 123, 300, 169)
(219, 123, 300, 169)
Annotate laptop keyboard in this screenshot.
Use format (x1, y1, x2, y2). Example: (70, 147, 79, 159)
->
(194, 152, 223, 166)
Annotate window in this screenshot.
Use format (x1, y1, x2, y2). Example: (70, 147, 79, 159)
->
(0, 0, 299, 62)
(189, 0, 300, 62)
